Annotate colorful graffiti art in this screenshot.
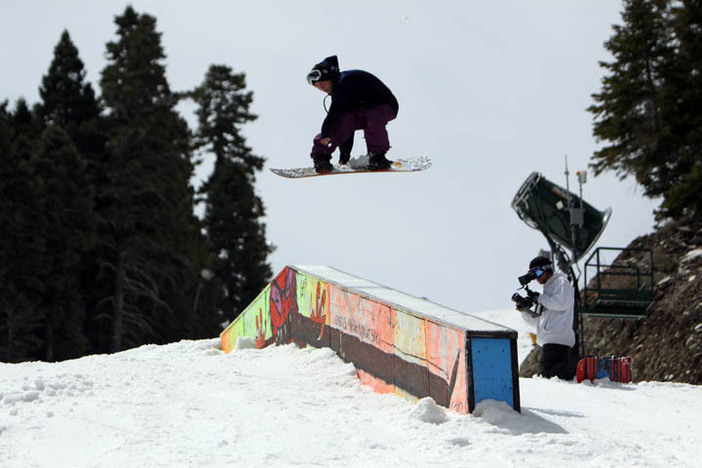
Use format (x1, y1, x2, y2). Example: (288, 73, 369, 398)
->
(255, 309, 266, 349)
(293, 274, 331, 348)
(310, 282, 327, 340)
(220, 265, 519, 414)
(425, 321, 467, 413)
(269, 267, 298, 344)
(327, 286, 467, 410)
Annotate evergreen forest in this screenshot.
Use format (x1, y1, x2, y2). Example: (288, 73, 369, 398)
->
(589, 0, 701, 225)
(2, 0, 701, 362)
(0, 6, 273, 362)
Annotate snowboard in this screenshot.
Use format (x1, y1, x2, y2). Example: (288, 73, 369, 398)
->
(576, 356, 633, 383)
(270, 156, 431, 179)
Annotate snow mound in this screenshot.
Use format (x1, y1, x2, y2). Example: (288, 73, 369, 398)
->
(234, 336, 257, 350)
(410, 397, 448, 424)
(473, 399, 518, 425)
(474, 398, 569, 435)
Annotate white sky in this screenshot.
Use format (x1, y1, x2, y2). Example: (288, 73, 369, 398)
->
(1, 1, 660, 314)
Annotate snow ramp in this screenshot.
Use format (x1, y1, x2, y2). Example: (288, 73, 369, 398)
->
(220, 265, 520, 414)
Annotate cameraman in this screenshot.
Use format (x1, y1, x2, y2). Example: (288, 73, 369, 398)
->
(516, 256, 576, 380)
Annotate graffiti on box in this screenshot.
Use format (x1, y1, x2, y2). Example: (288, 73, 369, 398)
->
(220, 266, 470, 413)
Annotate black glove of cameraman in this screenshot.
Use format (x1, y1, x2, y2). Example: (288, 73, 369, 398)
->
(512, 294, 534, 311)
(526, 289, 540, 303)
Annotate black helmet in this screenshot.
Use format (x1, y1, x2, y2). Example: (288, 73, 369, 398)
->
(529, 256, 552, 271)
(307, 55, 340, 85)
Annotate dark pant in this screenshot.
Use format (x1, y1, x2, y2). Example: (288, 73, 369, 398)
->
(540, 344, 576, 380)
(312, 104, 396, 155)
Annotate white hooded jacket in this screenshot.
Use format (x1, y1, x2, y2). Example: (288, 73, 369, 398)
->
(520, 270, 576, 347)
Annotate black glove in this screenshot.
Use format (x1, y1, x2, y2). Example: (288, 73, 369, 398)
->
(526, 308, 541, 318)
(512, 293, 534, 311)
(526, 289, 540, 304)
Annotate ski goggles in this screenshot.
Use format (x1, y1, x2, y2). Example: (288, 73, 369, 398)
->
(529, 266, 551, 278)
(307, 69, 322, 85)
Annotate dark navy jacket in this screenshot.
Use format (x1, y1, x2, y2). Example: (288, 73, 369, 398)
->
(321, 70, 399, 138)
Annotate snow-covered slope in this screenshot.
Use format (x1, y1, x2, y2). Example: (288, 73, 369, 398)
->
(1, 337, 699, 467)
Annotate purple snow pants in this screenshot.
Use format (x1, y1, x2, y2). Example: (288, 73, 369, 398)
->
(312, 104, 396, 155)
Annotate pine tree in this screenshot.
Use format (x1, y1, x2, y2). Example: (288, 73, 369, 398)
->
(192, 65, 273, 324)
(36, 29, 106, 359)
(589, 0, 702, 224)
(658, 0, 702, 221)
(98, 6, 204, 351)
(38, 31, 100, 129)
(34, 125, 96, 360)
(0, 101, 47, 361)
(38, 29, 105, 182)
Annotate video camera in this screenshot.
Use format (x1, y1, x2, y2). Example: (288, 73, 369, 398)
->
(511, 290, 534, 310)
(517, 270, 538, 286)
(511, 271, 541, 313)
(511, 284, 540, 310)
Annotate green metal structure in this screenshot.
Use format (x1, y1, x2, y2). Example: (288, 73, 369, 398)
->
(580, 247, 654, 319)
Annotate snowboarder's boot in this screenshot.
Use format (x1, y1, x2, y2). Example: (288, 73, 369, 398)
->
(311, 153, 333, 173)
(368, 152, 392, 171)
(339, 152, 351, 165)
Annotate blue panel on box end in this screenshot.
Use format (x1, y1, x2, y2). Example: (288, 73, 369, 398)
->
(471, 337, 514, 408)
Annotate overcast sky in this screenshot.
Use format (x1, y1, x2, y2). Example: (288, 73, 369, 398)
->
(2, 1, 660, 315)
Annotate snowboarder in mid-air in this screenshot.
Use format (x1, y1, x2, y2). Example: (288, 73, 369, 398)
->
(307, 55, 399, 173)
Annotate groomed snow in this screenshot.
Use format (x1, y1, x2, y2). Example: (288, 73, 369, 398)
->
(1, 310, 699, 467)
